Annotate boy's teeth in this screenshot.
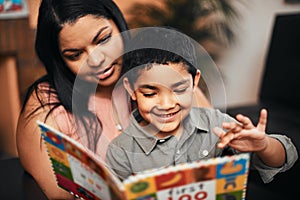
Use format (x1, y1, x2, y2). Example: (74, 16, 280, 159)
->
(160, 113, 173, 117)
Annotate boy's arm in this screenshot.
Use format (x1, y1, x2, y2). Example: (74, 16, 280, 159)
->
(254, 135, 286, 167)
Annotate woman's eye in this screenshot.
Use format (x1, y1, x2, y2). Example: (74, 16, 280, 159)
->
(65, 51, 82, 61)
(97, 33, 111, 45)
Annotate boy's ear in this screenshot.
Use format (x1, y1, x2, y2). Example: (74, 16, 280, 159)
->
(123, 77, 137, 101)
(193, 70, 201, 90)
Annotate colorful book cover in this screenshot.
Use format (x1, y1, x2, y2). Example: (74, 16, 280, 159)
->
(38, 121, 250, 200)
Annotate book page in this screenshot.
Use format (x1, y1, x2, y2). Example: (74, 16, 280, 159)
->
(123, 153, 250, 200)
(38, 121, 125, 200)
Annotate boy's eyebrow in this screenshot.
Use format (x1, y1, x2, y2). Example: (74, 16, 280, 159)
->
(61, 26, 110, 53)
(137, 79, 190, 89)
(138, 84, 157, 90)
(172, 79, 190, 88)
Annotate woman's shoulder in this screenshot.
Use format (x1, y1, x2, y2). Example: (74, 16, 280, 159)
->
(22, 81, 60, 117)
(21, 81, 78, 139)
(36, 82, 59, 103)
(24, 81, 57, 103)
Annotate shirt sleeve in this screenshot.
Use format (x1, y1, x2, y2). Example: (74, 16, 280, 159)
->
(106, 142, 133, 181)
(251, 134, 298, 183)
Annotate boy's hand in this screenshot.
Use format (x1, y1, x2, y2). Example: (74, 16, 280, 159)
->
(213, 109, 268, 152)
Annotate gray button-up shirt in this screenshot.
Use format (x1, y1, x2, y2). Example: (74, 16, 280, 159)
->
(106, 107, 298, 182)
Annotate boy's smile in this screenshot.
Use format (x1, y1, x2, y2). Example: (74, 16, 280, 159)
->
(152, 109, 181, 123)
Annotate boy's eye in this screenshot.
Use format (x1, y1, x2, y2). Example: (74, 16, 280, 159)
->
(174, 87, 188, 93)
(143, 92, 156, 97)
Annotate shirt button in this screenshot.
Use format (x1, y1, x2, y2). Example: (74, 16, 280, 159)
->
(159, 139, 165, 143)
(202, 150, 208, 156)
(176, 150, 180, 154)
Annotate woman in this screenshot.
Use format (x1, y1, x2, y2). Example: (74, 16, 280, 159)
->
(16, 0, 211, 199)
(16, 0, 131, 198)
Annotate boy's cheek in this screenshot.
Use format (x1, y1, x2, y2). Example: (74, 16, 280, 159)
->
(177, 95, 194, 107)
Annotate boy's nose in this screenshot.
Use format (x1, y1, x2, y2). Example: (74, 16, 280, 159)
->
(87, 47, 105, 67)
(158, 93, 176, 109)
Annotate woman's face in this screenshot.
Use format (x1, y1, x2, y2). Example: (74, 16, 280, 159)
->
(59, 15, 123, 88)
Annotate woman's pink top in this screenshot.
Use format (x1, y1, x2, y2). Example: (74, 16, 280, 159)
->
(39, 82, 130, 160)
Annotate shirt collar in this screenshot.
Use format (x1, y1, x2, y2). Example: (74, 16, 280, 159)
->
(127, 108, 208, 155)
(188, 107, 209, 133)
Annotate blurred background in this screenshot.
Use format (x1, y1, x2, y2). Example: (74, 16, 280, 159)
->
(0, 0, 299, 158)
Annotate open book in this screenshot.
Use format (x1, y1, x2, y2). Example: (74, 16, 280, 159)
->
(38, 121, 250, 200)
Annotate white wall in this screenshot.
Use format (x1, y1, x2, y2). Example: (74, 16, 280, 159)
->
(217, 0, 300, 108)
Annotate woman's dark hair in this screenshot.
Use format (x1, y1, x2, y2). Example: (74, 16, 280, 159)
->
(22, 0, 129, 151)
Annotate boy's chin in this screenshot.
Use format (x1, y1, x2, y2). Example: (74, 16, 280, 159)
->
(153, 124, 180, 136)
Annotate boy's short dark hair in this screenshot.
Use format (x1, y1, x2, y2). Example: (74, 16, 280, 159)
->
(122, 27, 198, 85)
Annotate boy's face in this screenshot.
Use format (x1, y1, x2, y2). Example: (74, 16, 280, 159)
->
(124, 63, 200, 136)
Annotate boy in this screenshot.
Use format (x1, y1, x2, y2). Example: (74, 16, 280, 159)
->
(106, 28, 298, 181)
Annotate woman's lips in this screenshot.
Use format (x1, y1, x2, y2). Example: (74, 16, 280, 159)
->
(96, 64, 115, 80)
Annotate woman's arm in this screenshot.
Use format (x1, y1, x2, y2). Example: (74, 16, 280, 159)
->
(16, 92, 74, 200)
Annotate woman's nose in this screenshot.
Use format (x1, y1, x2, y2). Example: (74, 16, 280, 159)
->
(86, 47, 105, 67)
